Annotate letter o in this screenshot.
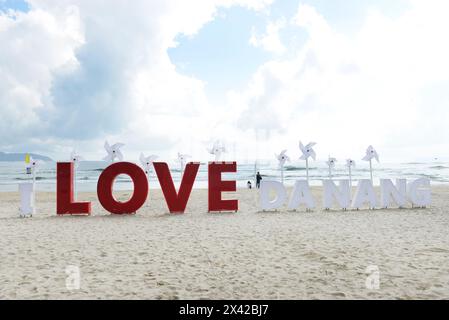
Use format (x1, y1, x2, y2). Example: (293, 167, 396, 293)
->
(97, 162, 149, 215)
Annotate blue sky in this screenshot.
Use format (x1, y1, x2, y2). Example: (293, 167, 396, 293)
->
(169, 0, 410, 102)
(0, 0, 448, 162)
(168, 6, 273, 102)
(0, 0, 29, 12)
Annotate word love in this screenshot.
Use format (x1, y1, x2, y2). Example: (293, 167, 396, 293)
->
(260, 178, 431, 211)
(56, 162, 238, 215)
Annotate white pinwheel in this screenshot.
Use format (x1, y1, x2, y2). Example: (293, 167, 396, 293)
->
(299, 141, 317, 183)
(70, 150, 84, 168)
(103, 141, 125, 163)
(25, 155, 39, 183)
(326, 156, 337, 179)
(362, 145, 380, 162)
(140, 153, 158, 175)
(276, 150, 290, 184)
(362, 145, 379, 183)
(208, 140, 227, 162)
(29, 157, 39, 170)
(346, 159, 356, 168)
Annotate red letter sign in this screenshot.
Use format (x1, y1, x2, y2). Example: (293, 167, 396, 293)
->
(57, 162, 91, 215)
(153, 162, 200, 214)
(208, 162, 238, 213)
(97, 162, 148, 215)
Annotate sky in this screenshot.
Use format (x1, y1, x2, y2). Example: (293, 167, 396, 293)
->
(0, 0, 448, 163)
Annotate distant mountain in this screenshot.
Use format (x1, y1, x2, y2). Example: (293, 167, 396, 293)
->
(0, 152, 53, 162)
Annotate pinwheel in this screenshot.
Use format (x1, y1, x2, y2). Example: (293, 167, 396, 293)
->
(299, 141, 317, 183)
(25, 154, 39, 184)
(362, 145, 379, 183)
(70, 150, 84, 166)
(103, 141, 125, 163)
(276, 150, 290, 184)
(208, 140, 227, 162)
(140, 153, 158, 179)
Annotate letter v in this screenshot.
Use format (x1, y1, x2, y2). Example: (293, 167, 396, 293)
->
(153, 162, 200, 214)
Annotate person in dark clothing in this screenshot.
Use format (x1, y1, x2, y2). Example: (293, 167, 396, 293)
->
(256, 172, 262, 189)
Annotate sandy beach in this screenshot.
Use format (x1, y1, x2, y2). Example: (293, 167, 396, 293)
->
(1, 186, 448, 300)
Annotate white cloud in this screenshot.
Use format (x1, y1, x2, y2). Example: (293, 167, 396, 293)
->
(249, 18, 286, 54)
(234, 1, 449, 161)
(0, 0, 273, 160)
(1, 0, 448, 162)
(0, 6, 84, 142)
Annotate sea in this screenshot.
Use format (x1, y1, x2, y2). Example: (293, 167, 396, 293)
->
(0, 160, 448, 192)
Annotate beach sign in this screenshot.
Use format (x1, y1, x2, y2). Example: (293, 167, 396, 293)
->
(56, 161, 238, 215)
(259, 178, 431, 211)
(55, 159, 431, 216)
(53, 140, 431, 216)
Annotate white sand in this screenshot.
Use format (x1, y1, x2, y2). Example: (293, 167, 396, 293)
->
(1, 187, 448, 300)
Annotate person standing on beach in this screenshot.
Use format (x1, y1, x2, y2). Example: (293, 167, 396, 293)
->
(256, 172, 262, 189)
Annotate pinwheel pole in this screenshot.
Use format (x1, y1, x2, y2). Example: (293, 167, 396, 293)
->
(74, 163, 78, 199)
(32, 165, 36, 185)
(71, 153, 80, 200)
(254, 161, 257, 185)
(30, 159, 37, 210)
(276, 150, 289, 185)
(178, 153, 190, 177)
(299, 141, 316, 185)
(140, 154, 155, 205)
(305, 158, 309, 183)
(348, 164, 353, 189)
(281, 166, 284, 185)
(363, 145, 379, 185)
(180, 159, 184, 176)
(347, 160, 354, 199)
(327, 157, 337, 180)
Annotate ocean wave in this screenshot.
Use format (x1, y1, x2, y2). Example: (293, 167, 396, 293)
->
(284, 166, 307, 171)
(15, 177, 48, 181)
(430, 165, 449, 170)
